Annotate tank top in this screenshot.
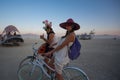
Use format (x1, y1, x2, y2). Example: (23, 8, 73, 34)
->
(54, 37, 73, 66)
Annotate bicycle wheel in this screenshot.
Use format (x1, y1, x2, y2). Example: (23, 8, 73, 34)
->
(18, 62, 43, 80)
(18, 56, 35, 68)
(62, 66, 89, 80)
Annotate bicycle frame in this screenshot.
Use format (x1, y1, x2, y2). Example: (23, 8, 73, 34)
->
(28, 55, 55, 79)
(18, 42, 89, 80)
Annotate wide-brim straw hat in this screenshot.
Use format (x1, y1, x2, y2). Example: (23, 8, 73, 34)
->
(59, 18, 80, 30)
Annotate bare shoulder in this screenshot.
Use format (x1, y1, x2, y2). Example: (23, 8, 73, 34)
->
(49, 33, 55, 36)
(70, 32, 75, 37)
(49, 33, 55, 38)
(67, 32, 75, 42)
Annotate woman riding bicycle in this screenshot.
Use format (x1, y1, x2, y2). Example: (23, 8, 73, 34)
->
(44, 18, 80, 80)
(40, 20, 57, 71)
(40, 20, 57, 52)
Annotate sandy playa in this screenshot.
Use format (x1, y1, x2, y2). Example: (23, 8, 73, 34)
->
(0, 38, 120, 80)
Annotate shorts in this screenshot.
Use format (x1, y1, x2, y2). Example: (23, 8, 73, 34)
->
(54, 62, 63, 74)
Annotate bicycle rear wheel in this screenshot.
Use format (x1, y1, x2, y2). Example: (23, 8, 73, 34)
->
(18, 62, 43, 80)
(63, 67, 89, 80)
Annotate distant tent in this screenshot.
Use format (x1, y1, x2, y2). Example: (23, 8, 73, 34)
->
(2, 25, 20, 34)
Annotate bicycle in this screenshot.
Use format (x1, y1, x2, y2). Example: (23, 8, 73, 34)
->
(17, 42, 89, 80)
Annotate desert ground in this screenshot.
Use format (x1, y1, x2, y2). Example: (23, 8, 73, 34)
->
(0, 38, 120, 80)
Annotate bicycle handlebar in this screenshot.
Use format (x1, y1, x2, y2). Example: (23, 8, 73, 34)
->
(32, 42, 44, 56)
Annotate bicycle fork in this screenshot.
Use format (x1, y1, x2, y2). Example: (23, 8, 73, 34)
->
(29, 64, 36, 76)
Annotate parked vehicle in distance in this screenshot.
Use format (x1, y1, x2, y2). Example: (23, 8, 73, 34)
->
(0, 25, 24, 46)
(77, 29, 95, 40)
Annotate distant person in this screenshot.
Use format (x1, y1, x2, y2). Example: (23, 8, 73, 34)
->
(14, 32, 16, 36)
(0, 34, 3, 41)
(7, 32, 12, 38)
(44, 18, 80, 80)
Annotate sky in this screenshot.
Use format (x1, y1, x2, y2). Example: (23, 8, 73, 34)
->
(0, 0, 120, 36)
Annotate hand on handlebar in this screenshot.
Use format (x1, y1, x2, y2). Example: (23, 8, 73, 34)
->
(42, 51, 53, 58)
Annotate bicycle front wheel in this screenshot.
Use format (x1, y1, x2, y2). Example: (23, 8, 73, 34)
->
(18, 62, 43, 80)
(18, 56, 35, 69)
(63, 66, 89, 80)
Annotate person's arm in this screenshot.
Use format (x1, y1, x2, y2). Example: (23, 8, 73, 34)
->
(45, 33, 75, 56)
(40, 33, 54, 44)
(40, 35, 48, 42)
(49, 42, 57, 48)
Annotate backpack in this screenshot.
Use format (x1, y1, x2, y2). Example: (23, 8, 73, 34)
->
(68, 37, 81, 60)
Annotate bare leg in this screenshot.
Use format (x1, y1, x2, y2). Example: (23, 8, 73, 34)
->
(49, 58, 64, 80)
(56, 73, 64, 80)
(44, 58, 51, 74)
(46, 57, 55, 74)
